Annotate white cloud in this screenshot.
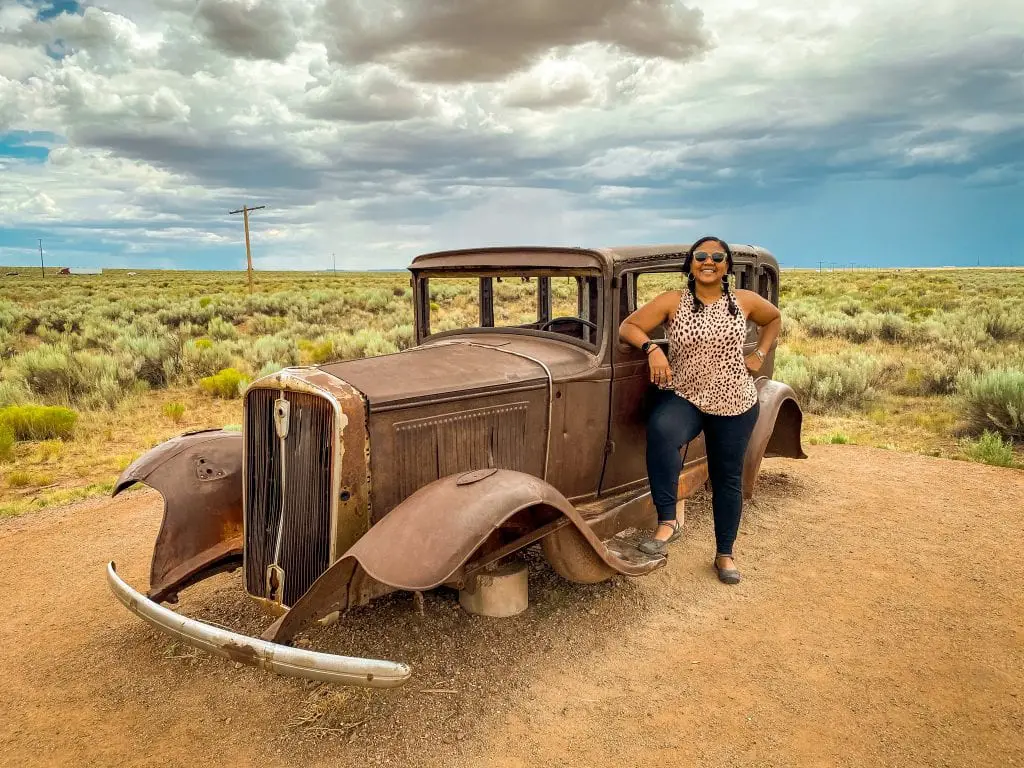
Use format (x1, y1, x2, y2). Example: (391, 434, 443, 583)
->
(0, 0, 1019, 268)
(194, 0, 302, 62)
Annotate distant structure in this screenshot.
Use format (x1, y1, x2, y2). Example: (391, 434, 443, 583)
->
(229, 203, 266, 294)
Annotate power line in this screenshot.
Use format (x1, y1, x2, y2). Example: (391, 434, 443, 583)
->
(228, 204, 266, 294)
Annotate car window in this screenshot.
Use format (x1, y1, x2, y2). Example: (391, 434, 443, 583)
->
(425, 273, 600, 347)
(630, 262, 764, 342)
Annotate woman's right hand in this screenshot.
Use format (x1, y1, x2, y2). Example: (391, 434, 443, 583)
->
(648, 347, 673, 388)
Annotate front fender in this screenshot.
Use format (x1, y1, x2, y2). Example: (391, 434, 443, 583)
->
(112, 428, 243, 602)
(263, 468, 665, 644)
(742, 379, 807, 499)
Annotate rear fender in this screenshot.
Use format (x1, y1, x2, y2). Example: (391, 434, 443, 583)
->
(263, 468, 665, 644)
(742, 379, 807, 499)
(112, 429, 243, 602)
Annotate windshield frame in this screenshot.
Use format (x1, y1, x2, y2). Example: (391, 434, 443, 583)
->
(411, 267, 606, 354)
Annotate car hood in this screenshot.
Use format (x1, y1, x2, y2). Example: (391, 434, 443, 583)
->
(317, 335, 595, 409)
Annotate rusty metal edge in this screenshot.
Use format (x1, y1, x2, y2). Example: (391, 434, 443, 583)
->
(106, 562, 411, 688)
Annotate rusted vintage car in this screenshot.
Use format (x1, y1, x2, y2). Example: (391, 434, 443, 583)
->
(107, 244, 805, 688)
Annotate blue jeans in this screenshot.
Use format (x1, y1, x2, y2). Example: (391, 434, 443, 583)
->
(645, 389, 759, 556)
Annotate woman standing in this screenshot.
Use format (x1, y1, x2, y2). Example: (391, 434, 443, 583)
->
(619, 237, 781, 584)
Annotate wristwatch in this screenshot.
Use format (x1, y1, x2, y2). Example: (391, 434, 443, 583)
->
(641, 340, 657, 355)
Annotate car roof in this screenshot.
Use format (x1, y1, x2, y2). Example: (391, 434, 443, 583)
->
(409, 244, 777, 272)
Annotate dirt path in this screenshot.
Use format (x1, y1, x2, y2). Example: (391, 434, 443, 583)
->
(1, 446, 1021, 768)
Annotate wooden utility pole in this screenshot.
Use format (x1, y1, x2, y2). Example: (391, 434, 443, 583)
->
(38, 239, 45, 277)
(229, 204, 266, 293)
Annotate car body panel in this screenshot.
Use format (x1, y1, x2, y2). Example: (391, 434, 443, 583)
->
(743, 378, 807, 498)
(112, 429, 243, 602)
(262, 468, 666, 644)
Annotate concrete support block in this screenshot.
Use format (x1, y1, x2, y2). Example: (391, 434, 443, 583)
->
(459, 560, 528, 618)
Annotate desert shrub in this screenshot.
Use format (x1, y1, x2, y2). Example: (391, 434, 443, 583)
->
(0, 300, 24, 333)
(841, 313, 881, 343)
(780, 299, 815, 323)
(0, 379, 28, 407)
(13, 345, 128, 408)
(0, 405, 78, 440)
(0, 328, 15, 359)
(775, 350, 881, 412)
(960, 430, 1016, 468)
(303, 338, 336, 364)
(237, 336, 298, 378)
(906, 318, 945, 345)
(14, 345, 84, 402)
(248, 313, 287, 335)
(319, 329, 399, 361)
(981, 309, 1024, 341)
(0, 425, 13, 462)
(32, 304, 84, 335)
(207, 316, 238, 341)
(117, 333, 178, 387)
(180, 339, 234, 382)
(876, 313, 909, 342)
(872, 297, 903, 315)
(79, 318, 122, 350)
(899, 362, 958, 396)
(958, 368, 1024, 438)
(934, 311, 989, 350)
(200, 368, 249, 399)
(245, 294, 291, 316)
(350, 288, 393, 312)
(162, 402, 185, 423)
(386, 324, 416, 350)
(429, 283, 464, 304)
(835, 298, 863, 317)
(800, 311, 852, 339)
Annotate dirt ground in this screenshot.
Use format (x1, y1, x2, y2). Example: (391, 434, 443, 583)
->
(1, 445, 1021, 768)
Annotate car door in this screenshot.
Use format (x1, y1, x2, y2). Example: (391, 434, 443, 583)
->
(600, 265, 706, 496)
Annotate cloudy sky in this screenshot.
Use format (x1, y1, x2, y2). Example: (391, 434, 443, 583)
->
(0, 0, 1021, 271)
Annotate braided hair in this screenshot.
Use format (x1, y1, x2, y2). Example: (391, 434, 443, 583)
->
(682, 236, 738, 317)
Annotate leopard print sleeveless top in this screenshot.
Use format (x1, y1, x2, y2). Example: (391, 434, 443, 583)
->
(665, 291, 759, 416)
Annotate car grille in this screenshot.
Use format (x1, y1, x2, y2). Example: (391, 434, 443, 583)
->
(244, 387, 335, 606)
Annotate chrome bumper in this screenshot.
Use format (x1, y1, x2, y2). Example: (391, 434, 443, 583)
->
(106, 562, 412, 688)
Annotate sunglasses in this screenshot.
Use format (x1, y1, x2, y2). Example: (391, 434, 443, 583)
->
(693, 251, 727, 263)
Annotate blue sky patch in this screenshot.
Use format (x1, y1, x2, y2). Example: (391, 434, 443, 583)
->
(36, 0, 82, 22)
(0, 131, 62, 163)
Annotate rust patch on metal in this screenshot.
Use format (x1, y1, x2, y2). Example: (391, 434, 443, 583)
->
(457, 468, 498, 485)
(113, 429, 244, 602)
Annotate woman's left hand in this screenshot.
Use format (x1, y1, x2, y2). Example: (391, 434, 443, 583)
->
(744, 353, 763, 373)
